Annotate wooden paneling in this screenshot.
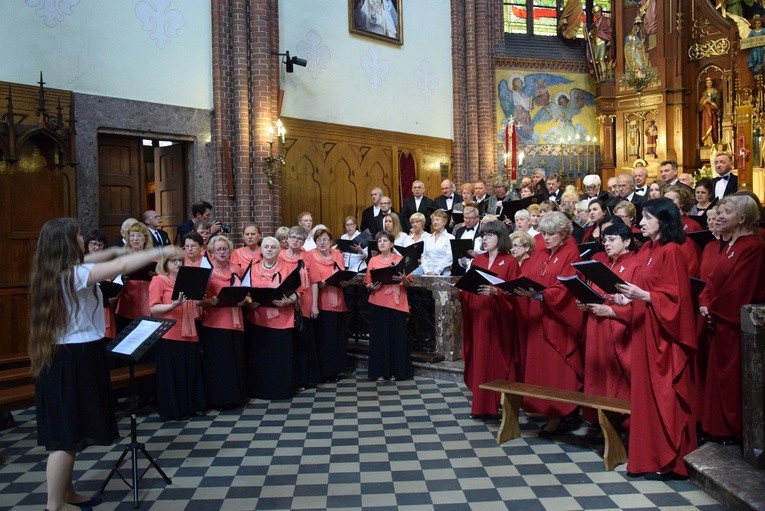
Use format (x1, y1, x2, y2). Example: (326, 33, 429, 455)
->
(0, 159, 74, 358)
(280, 118, 452, 235)
(98, 135, 143, 244)
(155, 144, 185, 242)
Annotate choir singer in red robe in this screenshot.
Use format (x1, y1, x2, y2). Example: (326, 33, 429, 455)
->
(459, 220, 519, 420)
(699, 195, 765, 443)
(513, 212, 584, 437)
(614, 198, 697, 479)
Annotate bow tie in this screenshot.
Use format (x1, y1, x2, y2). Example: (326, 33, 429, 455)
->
(446, 195, 453, 200)
(464, 227, 474, 232)
(721, 174, 729, 180)
(635, 187, 646, 193)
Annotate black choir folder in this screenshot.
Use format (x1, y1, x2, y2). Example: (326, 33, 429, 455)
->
(453, 267, 498, 294)
(686, 230, 717, 249)
(450, 239, 474, 260)
(171, 266, 212, 300)
(99, 280, 124, 307)
(571, 260, 626, 295)
(324, 270, 357, 287)
(454, 268, 545, 294)
(215, 286, 251, 307)
(369, 254, 419, 285)
(248, 266, 303, 307)
(500, 193, 548, 221)
(557, 275, 605, 304)
(394, 241, 424, 260)
(123, 261, 157, 282)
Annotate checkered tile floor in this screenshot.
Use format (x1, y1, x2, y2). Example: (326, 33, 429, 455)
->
(0, 369, 722, 511)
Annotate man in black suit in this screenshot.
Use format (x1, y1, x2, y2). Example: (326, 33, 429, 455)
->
(546, 173, 564, 203)
(579, 174, 602, 202)
(452, 206, 481, 275)
(713, 152, 738, 199)
(400, 180, 436, 232)
(176, 200, 220, 244)
(632, 162, 649, 196)
(659, 159, 681, 186)
(607, 173, 647, 209)
(360, 187, 384, 236)
(143, 210, 171, 246)
(434, 179, 462, 212)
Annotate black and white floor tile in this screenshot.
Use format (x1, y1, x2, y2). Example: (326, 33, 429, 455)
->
(0, 370, 723, 510)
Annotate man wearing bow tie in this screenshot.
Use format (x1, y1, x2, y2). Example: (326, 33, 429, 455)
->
(546, 173, 564, 202)
(143, 210, 171, 246)
(452, 206, 481, 275)
(632, 163, 649, 196)
(713, 152, 738, 199)
(435, 179, 462, 212)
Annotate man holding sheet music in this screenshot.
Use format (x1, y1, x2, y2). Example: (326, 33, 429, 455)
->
(452, 207, 482, 275)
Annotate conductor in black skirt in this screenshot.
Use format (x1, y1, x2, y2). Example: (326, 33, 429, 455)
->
(28, 217, 181, 511)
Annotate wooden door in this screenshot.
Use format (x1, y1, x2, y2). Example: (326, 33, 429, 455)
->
(98, 135, 143, 244)
(0, 147, 74, 356)
(155, 144, 185, 243)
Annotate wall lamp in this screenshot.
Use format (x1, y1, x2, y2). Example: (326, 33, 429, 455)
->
(282, 51, 307, 73)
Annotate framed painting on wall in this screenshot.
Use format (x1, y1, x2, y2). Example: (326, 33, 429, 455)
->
(349, 0, 403, 45)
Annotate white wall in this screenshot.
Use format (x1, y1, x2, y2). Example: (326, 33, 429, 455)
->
(280, 0, 453, 139)
(0, 0, 213, 109)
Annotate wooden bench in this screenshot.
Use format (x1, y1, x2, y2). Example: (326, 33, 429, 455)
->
(0, 363, 156, 413)
(479, 380, 631, 470)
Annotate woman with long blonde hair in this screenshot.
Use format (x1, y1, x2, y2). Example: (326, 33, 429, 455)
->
(29, 217, 181, 511)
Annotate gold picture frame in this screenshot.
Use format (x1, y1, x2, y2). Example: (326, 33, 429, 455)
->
(349, 0, 403, 46)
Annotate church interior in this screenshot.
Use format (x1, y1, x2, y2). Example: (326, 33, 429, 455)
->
(1, 0, 764, 509)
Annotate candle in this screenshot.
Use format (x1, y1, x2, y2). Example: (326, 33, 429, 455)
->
(560, 138, 564, 174)
(592, 136, 597, 174)
(585, 135, 591, 174)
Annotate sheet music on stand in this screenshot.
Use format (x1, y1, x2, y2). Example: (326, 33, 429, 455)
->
(107, 316, 175, 362)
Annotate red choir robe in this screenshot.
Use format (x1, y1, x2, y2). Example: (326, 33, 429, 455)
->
(692, 237, 725, 420)
(699, 234, 765, 438)
(677, 237, 701, 278)
(681, 216, 703, 233)
(581, 251, 637, 424)
(459, 252, 519, 416)
(520, 239, 584, 418)
(627, 240, 697, 477)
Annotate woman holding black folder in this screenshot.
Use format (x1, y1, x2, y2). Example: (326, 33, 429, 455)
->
(613, 198, 697, 479)
(698, 195, 765, 444)
(459, 220, 519, 419)
(199, 235, 249, 409)
(29, 218, 179, 511)
(308, 227, 351, 382)
(149, 254, 206, 420)
(247, 236, 302, 399)
(513, 212, 584, 437)
(577, 222, 637, 426)
(364, 231, 413, 381)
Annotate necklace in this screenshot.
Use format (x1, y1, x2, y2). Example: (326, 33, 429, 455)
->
(263, 260, 277, 269)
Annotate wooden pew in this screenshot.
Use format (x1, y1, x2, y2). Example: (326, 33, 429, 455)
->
(479, 380, 631, 470)
(0, 363, 156, 413)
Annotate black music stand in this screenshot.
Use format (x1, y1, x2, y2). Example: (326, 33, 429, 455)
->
(100, 316, 175, 508)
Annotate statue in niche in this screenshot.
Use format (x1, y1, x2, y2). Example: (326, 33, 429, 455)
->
(747, 15, 765, 75)
(627, 120, 640, 156)
(645, 119, 658, 156)
(698, 77, 721, 147)
(624, 17, 651, 77)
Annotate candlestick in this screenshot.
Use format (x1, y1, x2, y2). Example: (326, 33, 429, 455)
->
(560, 138, 564, 174)
(567, 136, 573, 178)
(585, 135, 591, 174)
(591, 136, 597, 174)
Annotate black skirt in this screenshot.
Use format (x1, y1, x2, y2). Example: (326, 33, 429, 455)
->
(294, 317, 322, 387)
(155, 338, 206, 419)
(367, 304, 412, 380)
(35, 339, 119, 452)
(315, 310, 348, 380)
(250, 325, 294, 400)
(198, 326, 248, 408)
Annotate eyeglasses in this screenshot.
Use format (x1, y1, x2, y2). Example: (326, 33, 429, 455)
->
(167, 258, 184, 264)
(88, 241, 105, 248)
(481, 233, 497, 238)
(316, 237, 331, 244)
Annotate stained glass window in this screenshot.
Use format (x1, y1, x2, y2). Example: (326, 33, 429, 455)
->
(503, 0, 611, 37)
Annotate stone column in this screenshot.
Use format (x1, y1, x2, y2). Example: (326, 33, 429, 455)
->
(741, 304, 765, 468)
